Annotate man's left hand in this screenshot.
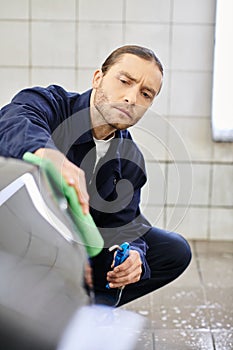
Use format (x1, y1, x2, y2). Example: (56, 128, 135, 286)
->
(106, 250, 142, 288)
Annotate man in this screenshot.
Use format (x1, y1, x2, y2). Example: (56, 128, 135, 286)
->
(0, 45, 191, 306)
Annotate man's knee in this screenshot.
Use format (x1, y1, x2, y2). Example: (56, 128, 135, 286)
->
(170, 233, 192, 272)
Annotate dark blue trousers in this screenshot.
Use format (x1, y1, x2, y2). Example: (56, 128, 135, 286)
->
(92, 227, 192, 307)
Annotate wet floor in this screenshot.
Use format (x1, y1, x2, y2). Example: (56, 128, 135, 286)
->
(122, 240, 233, 350)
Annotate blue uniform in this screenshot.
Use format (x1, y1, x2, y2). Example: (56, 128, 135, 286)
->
(0, 85, 191, 306)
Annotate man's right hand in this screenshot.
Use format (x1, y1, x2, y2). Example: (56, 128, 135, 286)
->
(34, 148, 89, 215)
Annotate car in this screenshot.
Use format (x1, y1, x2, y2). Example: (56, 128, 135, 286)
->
(0, 156, 92, 349)
(0, 156, 145, 350)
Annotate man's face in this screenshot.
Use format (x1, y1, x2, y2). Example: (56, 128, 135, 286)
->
(92, 53, 163, 131)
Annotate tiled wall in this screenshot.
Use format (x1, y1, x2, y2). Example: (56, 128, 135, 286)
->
(0, 0, 232, 240)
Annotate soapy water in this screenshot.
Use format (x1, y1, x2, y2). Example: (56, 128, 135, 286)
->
(58, 305, 146, 350)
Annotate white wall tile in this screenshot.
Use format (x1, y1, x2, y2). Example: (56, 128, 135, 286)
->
(0, 22, 29, 66)
(77, 69, 95, 92)
(0, 0, 29, 19)
(210, 208, 233, 241)
(166, 117, 193, 162)
(167, 163, 210, 206)
(31, 22, 75, 67)
(78, 0, 123, 21)
(130, 109, 169, 161)
(172, 0, 216, 24)
(167, 117, 213, 162)
(125, 0, 171, 23)
(31, 68, 76, 91)
(211, 165, 233, 206)
(0, 0, 231, 242)
(125, 24, 170, 69)
(141, 162, 166, 206)
(151, 70, 170, 116)
(166, 207, 209, 240)
(141, 205, 165, 229)
(171, 24, 214, 71)
(169, 72, 212, 117)
(190, 164, 211, 206)
(78, 23, 123, 68)
(31, 0, 76, 20)
(213, 142, 233, 163)
(0, 68, 29, 107)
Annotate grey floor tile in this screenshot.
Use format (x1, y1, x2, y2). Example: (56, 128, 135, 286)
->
(198, 257, 233, 288)
(153, 329, 214, 350)
(126, 287, 210, 330)
(125, 240, 233, 350)
(151, 305, 210, 330)
(212, 330, 233, 350)
(122, 294, 154, 328)
(150, 286, 206, 308)
(195, 241, 233, 256)
(205, 287, 233, 330)
(172, 258, 201, 288)
(151, 288, 208, 330)
(134, 329, 154, 350)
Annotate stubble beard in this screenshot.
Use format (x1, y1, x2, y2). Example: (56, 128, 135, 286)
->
(93, 86, 134, 131)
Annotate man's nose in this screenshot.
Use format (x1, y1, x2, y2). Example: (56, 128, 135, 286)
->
(124, 88, 137, 105)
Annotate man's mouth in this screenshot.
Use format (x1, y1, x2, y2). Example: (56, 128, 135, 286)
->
(114, 107, 132, 119)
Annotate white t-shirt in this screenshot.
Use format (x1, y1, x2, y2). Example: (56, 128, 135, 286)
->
(93, 134, 114, 171)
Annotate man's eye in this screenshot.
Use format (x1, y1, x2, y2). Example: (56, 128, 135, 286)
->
(142, 92, 151, 99)
(120, 78, 128, 84)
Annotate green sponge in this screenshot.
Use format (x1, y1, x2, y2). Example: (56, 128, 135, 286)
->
(23, 152, 104, 257)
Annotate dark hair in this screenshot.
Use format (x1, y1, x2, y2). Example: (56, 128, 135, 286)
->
(101, 45, 163, 76)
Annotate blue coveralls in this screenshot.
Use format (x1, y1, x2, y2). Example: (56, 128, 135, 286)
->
(0, 85, 191, 306)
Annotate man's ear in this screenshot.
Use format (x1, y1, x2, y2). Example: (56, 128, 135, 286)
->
(92, 69, 103, 89)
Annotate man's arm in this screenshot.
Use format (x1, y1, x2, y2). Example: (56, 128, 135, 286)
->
(0, 85, 77, 158)
(0, 86, 89, 214)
